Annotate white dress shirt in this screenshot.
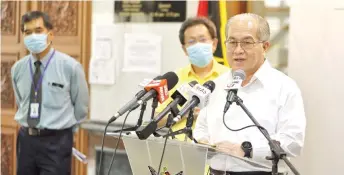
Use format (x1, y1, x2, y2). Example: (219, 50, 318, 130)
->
(194, 61, 306, 172)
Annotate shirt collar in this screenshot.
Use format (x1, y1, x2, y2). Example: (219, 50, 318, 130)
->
(31, 48, 54, 68)
(250, 59, 271, 86)
(187, 59, 222, 78)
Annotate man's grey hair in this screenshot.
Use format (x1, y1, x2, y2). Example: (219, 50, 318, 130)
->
(225, 13, 270, 42)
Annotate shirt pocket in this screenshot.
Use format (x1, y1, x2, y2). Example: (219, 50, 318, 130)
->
(43, 82, 68, 108)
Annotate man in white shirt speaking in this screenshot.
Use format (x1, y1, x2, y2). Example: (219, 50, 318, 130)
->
(193, 13, 306, 175)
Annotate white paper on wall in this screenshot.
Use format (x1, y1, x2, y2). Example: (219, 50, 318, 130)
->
(94, 38, 112, 60)
(122, 33, 162, 74)
(89, 59, 115, 85)
(89, 24, 116, 85)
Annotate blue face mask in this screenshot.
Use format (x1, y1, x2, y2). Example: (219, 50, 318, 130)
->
(186, 42, 213, 68)
(24, 33, 49, 54)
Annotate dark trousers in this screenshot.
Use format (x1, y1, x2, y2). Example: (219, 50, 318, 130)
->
(16, 127, 73, 175)
(209, 167, 285, 175)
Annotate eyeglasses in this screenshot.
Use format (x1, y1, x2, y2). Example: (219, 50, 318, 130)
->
(224, 40, 265, 51)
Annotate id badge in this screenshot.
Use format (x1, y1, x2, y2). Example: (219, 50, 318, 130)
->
(30, 103, 40, 118)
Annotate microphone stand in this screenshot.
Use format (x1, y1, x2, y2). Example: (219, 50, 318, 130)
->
(110, 101, 147, 133)
(151, 97, 159, 119)
(154, 104, 180, 138)
(147, 113, 183, 175)
(162, 107, 198, 143)
(232, 95, 300, 175)
(153, 113, 176, 139)
(166, 114, 176, 139)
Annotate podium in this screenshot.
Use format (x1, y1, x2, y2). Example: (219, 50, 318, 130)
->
(107, 133, 277, 175)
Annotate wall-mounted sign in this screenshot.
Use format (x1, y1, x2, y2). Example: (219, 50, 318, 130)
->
(114, 1, 186, 22)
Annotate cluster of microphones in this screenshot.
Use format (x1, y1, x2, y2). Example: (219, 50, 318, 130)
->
(108, 69, 246, 140)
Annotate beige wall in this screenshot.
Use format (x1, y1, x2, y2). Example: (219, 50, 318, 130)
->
(288, 0, 344, 174)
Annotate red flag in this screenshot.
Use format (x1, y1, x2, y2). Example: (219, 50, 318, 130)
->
(197, 0, 208, 17)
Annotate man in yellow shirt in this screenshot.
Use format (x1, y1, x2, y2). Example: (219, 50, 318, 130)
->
(155, 17, 229, 141)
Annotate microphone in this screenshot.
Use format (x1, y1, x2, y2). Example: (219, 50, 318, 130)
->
(108, 72, 178, 123)
(135, 80, 198, 140)
(173, 80, 216, 123)
(223, 69, 246, 113)
(137, 72, 179, 104)
(171, 80, 198, 106)
(170, 80, 198, 116)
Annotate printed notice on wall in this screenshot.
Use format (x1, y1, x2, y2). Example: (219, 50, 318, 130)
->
(94, 38, 112, 60)
(89, 24, 116, 85)
(89, 59, 115, 85)
(122, 33, 162, 74)
(91, 24, 115, 60)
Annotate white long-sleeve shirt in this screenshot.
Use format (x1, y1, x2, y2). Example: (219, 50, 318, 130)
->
(194, 61, 306, 172)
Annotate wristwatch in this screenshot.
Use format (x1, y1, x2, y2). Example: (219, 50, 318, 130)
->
(241, 141, 253, 158)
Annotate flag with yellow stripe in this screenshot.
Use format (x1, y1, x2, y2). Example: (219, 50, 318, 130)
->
(197, 0, 229, 67)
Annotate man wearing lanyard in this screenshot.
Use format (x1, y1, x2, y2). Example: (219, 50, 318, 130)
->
(11, 11, 89, 175)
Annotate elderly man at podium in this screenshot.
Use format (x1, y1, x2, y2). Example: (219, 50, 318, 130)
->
(193, 13, 306, 175)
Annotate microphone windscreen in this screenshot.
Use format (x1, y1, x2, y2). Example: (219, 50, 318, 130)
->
(161, 72, 179, 90)
(203, 80, 216, 92)
(233, 69, 246, 80)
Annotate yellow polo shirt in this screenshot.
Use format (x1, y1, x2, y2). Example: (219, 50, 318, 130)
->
(156, 59, 229, 141)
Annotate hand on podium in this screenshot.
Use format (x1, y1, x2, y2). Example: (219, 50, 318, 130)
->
(215, 141, 245, 157)
(197, 140, 245, 157)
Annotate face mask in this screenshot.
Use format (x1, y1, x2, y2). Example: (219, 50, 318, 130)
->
(24, 33, 49, 54)
(186, 42, 213, 68)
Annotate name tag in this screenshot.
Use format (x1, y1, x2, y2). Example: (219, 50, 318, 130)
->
(30, 103, 40, 118)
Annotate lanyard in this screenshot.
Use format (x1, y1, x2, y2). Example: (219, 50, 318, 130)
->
(29, 49, 56, 100)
